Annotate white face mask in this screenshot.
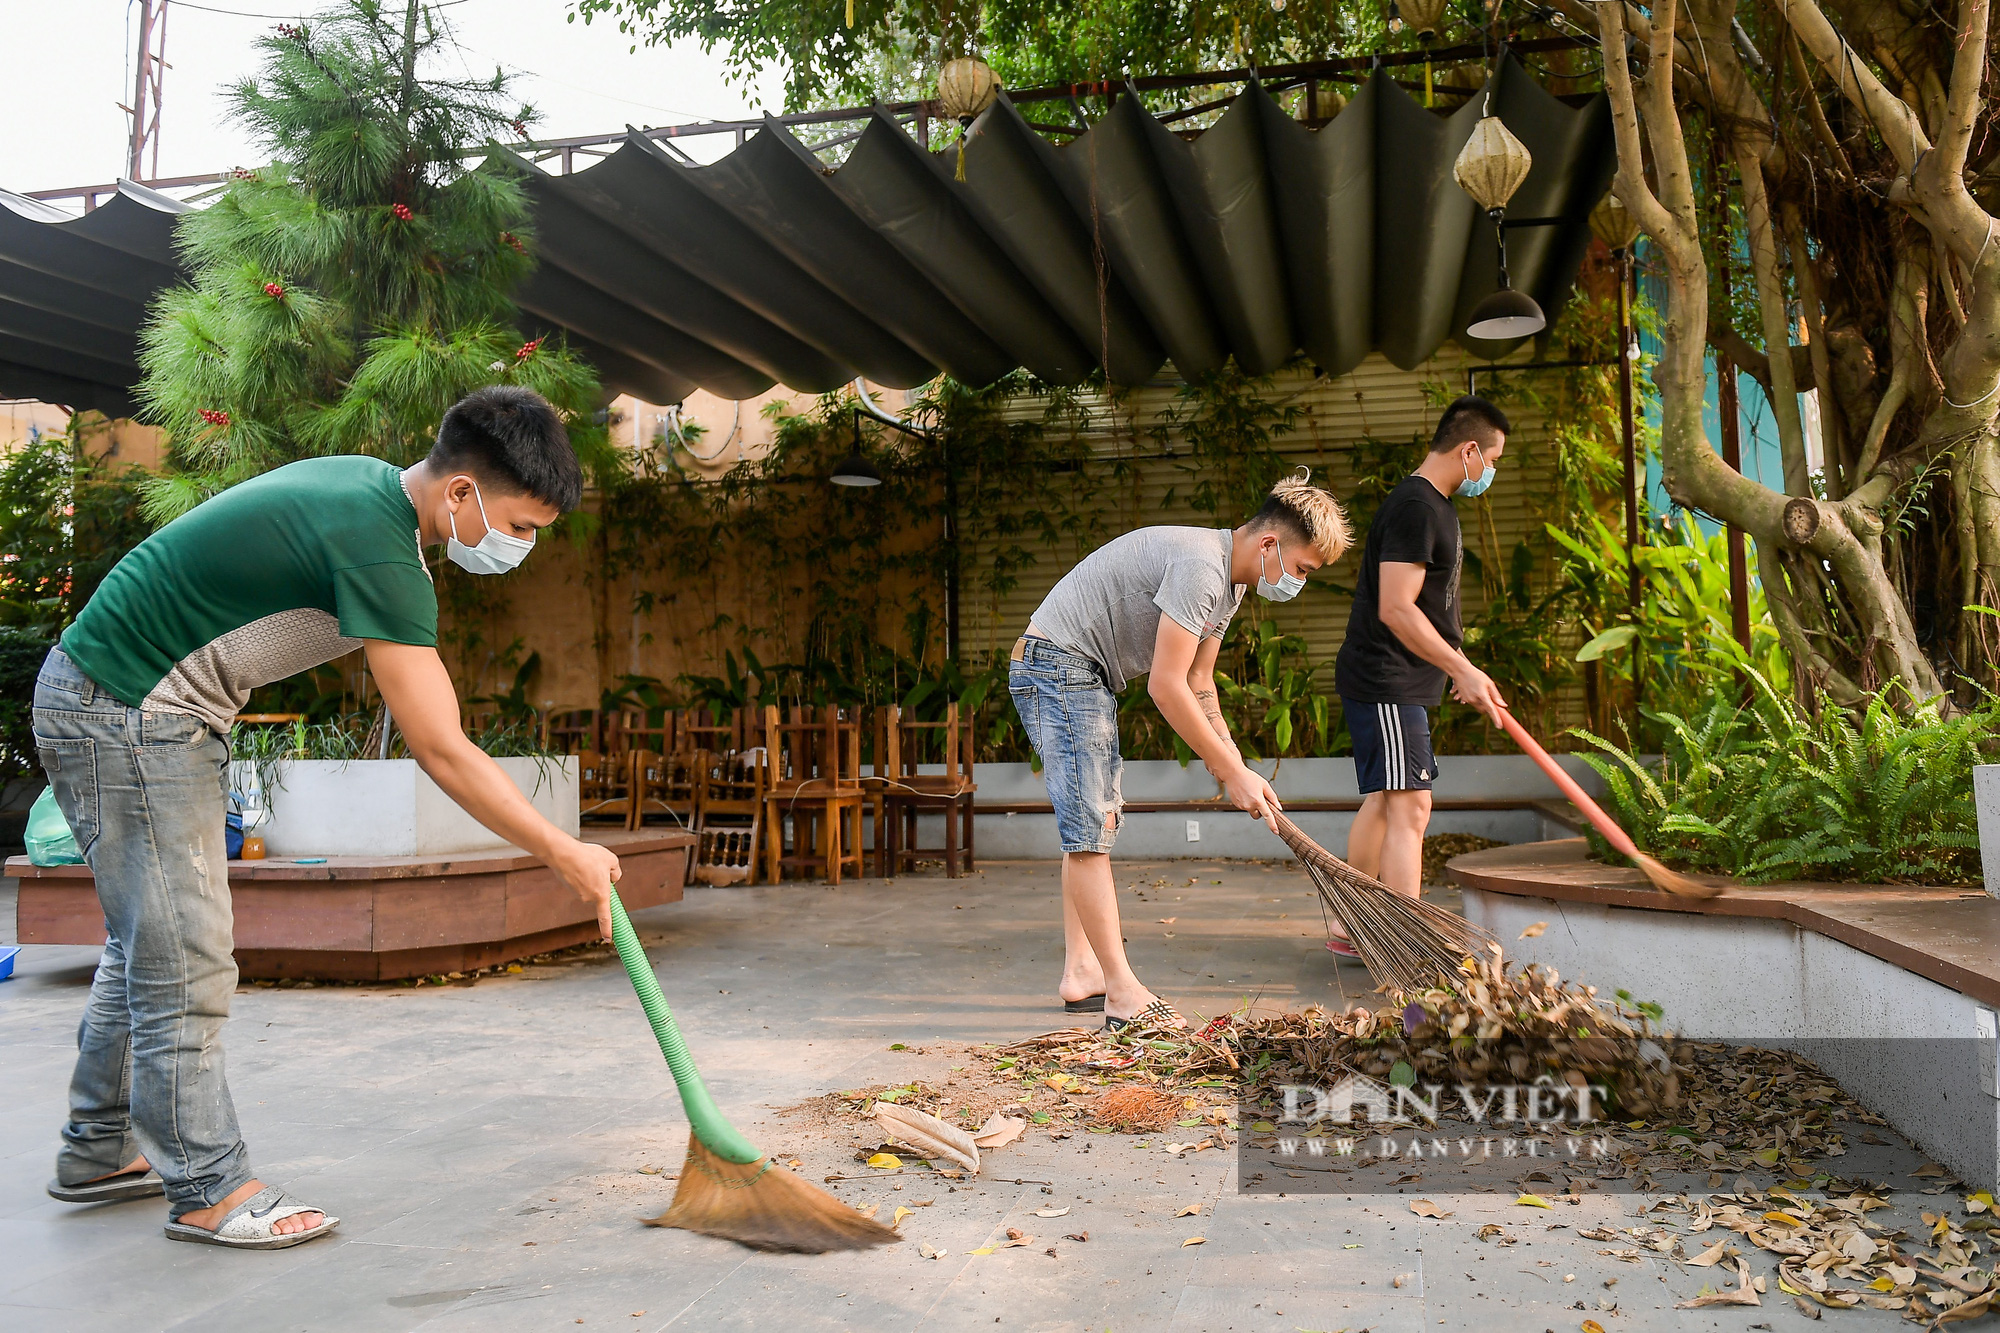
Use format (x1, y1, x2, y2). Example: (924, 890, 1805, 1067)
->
(446, 479, 536, 575)
(1255, 539, 1306, 602)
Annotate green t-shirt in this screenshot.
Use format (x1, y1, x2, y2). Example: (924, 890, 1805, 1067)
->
(62, 456, 437, 732)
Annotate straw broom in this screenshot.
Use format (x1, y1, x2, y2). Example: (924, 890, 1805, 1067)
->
(1264, 809, 1500, 995)
(605, 889, 897, 1252)
(1492, 710, 1721, 899)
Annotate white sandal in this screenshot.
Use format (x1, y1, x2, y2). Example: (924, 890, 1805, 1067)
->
(164, 1185, 338, 1250)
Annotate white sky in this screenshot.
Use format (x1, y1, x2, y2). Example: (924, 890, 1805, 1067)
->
(0, 0, 786, 198)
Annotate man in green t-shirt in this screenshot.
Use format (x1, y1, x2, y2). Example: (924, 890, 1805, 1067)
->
(33, 386, 620, 1251)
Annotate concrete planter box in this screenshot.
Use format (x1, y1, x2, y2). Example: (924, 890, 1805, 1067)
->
(1451, 840, 2000, 1189)
(231, 756, 578, 858)
(963, 754, 1619, 860)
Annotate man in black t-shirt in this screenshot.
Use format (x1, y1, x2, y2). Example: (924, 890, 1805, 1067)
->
(1331, 396, 1512, 944)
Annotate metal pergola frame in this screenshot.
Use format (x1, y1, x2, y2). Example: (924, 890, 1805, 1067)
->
(24, 34, 1599, 207)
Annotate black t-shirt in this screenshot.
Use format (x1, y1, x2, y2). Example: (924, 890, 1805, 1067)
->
(1334, 475, 1464, 705)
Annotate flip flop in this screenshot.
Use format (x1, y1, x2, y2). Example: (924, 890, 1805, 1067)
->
(164, 1186, 338, 1250)
(1106, 998, 1184, 1032)
(1324, 937, 1361, 958)
(47, 1169, 166, 1204)
(1063, 993, 1106, 1014)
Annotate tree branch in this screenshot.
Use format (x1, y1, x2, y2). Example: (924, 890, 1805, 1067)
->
(1936, 0, 1990, 181)
(1778, 0, 1931, 175)
(1595, 0, 1679, 242)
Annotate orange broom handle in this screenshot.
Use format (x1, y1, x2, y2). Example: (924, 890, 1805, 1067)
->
(1493, 709, 1642, 861)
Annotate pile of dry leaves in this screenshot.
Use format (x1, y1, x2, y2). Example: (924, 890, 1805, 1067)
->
(959, 955, 1883, 1189)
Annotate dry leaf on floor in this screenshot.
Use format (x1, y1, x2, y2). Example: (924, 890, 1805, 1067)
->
(1676, 1258, 1762, 1308)
(1176, 1204, 1202, 1218)
(1158, 917, 1177, 924)
(1687, 1239, 1731, 1267)
(875, 1101, 980, 1174)
(1000, 1235, 1035, 1249)
(1182, 1236, 1206, 1247)
(1913, 1163, 1948, 1177)
(973, 1112, 1027, 1150)
(1475, 1224, 1516, 1246)
(1582, 1321, 1607, 1333)
(892, 1206, 914, 1227)
(1516, 1194, 1553, 1209)
(1409, 1199, 1453, 1219)
(1033, 1206, 1070, 1218)
(864, 1152, 902, 1169)
(1065, 1231, 1089, 1242)
(1518, 922, 1548, 939)
(856, 1203, 880, 1219)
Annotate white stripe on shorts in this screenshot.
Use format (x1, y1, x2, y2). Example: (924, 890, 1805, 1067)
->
(1379, 703, 1403, 790)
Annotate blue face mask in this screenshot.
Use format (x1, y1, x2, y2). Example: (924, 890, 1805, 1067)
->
(1455, 448, 1496, 498)
(1255, 540, 1306, 602)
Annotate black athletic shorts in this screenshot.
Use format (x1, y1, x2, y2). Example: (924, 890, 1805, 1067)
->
(1343, 699, 1437, 794)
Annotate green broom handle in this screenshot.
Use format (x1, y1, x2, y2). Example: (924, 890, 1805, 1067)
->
(607, 888, 764, 1165)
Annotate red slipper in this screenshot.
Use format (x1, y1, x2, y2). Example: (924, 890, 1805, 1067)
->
(1324, 937, 1361, 958)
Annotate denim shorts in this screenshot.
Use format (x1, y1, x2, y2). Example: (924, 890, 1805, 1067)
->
(1008, 637, 1123, 854)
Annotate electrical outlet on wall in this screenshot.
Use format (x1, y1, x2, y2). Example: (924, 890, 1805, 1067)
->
(1185, 819, 1201, 842)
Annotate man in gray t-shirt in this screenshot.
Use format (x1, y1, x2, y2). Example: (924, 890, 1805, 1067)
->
(1008, 472, 1352, 1031)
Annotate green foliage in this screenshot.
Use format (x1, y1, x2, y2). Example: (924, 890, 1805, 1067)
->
(0, 422, 152, 632)
(571, 0, 1393, 113)
(136, 0, 613, 522)
(1575, 677, 1995, 885)
(0, 626, 52, 781)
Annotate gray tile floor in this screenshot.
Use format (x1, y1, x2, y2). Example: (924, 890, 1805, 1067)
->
(0, 862, 1948, 1331)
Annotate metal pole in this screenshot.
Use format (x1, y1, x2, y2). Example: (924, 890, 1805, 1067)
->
(1717, 357, 1753, 652)
(943, 432, 959, 662)
(128, 0, 158, 179)
(1618, 246, 1639, 612)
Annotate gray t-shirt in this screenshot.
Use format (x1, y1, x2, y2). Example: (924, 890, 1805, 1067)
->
(1028, 526, 1244, 692)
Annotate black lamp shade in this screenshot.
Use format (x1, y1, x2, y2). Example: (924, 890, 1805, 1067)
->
(830, 453, 882, 487)
(1466, 286, 1547, 340)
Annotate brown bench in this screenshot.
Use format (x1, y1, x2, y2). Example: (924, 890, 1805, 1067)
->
(7, 828, 692, 982)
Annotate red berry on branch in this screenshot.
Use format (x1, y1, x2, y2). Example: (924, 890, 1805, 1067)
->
(392, 203, 414, 221)
(514, 338, 543, 361)
(499, 231, 525, 254)
(264, 282, 285, 299)
(198, 409, 232, 427)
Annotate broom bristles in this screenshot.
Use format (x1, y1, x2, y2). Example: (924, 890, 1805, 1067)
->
(644, 1134, 900, 1252)
(1634, 851, 1724, 899)
(1267, 810, 1500, 995)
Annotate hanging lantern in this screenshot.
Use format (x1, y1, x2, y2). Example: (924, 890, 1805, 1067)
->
(1454, 115, 1534, 212)
(1456, 116, 1546, 340)
(1589, 190, 1641, 251)
(938, 57, 1000, 182)
(1393, 0, 1450, 104)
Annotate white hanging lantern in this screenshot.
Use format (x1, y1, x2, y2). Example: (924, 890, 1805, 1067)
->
(1454, 115, 1534, 212)
(937, 57, 1000, 182)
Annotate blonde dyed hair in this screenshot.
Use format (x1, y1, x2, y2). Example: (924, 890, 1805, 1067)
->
(1255, 467, 1352, 565)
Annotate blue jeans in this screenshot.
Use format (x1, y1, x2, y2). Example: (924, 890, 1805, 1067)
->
(1008, 637, 1123, 854)
(32, 648, 254, 1217)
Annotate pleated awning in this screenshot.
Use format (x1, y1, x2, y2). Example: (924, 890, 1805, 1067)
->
(0, 181, 190, 417)
(0, 55, 1614, 412)
(500, 55, 1615, 403)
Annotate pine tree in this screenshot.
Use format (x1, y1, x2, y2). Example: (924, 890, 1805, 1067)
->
(136, 0, 613, 522)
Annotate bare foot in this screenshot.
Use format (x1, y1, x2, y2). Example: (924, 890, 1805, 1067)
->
(82, 1156, 153, 1184)
(1058, 966, 1106, 1004)
(1105, 985, 1184, 1028)
(174, 1179, 324, 1237)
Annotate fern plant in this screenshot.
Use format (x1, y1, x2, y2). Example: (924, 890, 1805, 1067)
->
(1573, 674, 1999, 884)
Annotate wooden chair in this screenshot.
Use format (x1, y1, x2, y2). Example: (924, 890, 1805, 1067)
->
(576, 749, 636, 826)
(630, 748, 702, 830)
(763, 704, 865, 884)
(874, 702, 977, 878)
(692, 748, 767, 885)
(545, 709, 601, 755)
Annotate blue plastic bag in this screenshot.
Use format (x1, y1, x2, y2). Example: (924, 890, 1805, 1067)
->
(25, 786, 83, 866)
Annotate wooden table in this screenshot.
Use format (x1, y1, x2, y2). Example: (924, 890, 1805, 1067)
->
(7, 828, 692, 981)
